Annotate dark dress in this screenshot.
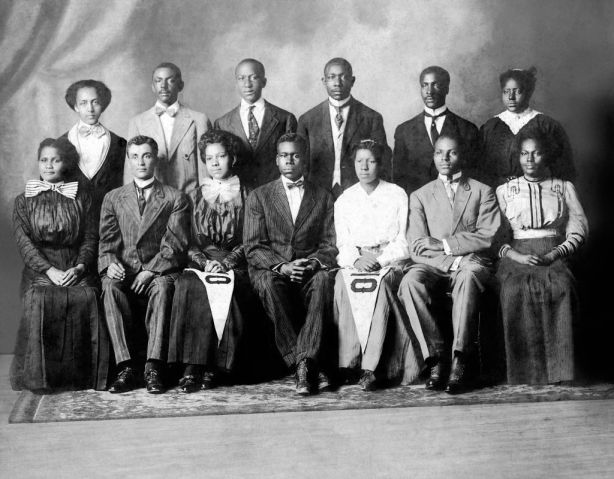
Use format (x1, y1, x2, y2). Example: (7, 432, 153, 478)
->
(479, 113, 575, 187)
(11, 188, 110, 391)
(496, 177, 588, 384)
(168, 181, 252, 373)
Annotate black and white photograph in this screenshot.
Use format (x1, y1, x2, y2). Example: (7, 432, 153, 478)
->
(1, 0, 613, 477)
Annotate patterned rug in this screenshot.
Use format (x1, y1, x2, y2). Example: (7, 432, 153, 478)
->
(9, 377, 614, 423)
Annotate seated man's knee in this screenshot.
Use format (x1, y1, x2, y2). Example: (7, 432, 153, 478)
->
(102, 276, 124, 293)
(401, 265, 431, 287)
(149, 275, 175, 296)
(310, 269, 331, 289)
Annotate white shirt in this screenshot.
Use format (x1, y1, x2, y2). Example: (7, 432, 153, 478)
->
(439, 171, 463, 270)
(423, 105, 448, 145)
(497, 108, 541, 135)
(240, 97, 266, 139)
(68, 120, 110, 180)
(328, 96, 351, 186)
(156, 100, 180, 150)
(334, 180, 410, 268)
(134, 176, 156, 202)
(280, 175, 305, 223)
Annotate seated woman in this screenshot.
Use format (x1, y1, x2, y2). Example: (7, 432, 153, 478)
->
(11, 138, 109, 391)
(168, 130, 252, 392)
(480, 67, 575, 187)
(333, 139, 422, 391)
(496, 130, 588, 384)
(61, 79, 126, 213)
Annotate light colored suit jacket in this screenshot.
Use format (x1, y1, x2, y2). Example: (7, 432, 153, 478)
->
(243, 178, 337, 275)
(125, 105, 211, 193)
(98, 180, 190, 276)
(408, 176, 501, 272)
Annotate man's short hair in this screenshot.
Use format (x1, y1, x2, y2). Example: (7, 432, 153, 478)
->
(324, 57, 353, 76)
(152, 62, 183, 82)
(235, 58, 266, 77)
(127, 135, 159, 158)
(64, 79, 112, 111)
(419, 66, 450, 88)
(276, 132, 307, 154)
(434, 132, 464, 154)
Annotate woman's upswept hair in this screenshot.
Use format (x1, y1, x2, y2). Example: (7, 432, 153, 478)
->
(37, 137, 80, 177)
(499, 67, 538, 99)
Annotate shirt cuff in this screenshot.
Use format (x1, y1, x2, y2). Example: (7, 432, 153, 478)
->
(443, 239, 452, 256)
(272, 262, 286, 273)
(450, 256, 463, 271)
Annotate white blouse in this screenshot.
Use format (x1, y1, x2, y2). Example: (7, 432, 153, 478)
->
(334, 180, 410, 267)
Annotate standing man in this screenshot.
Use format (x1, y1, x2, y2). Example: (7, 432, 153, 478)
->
(397, 133, 500, 394)
(214, 58, 297, 188)
(126, 62, 211, 193)
(297, 58, 389, 198)
(100, 136, 190, 394)
(244, 133, 338, 395)
(393, 66, 479, 195)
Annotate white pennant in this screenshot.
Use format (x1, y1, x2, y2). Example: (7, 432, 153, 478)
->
(185, 269, 235, 345)
(341, 267, 390, 353)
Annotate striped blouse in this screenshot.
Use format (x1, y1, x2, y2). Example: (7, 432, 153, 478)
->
(496, 177, 588, 258)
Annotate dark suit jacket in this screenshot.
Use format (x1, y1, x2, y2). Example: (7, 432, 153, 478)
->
(60, 130, 126, 213)
(214, 101, 297, 188)
(408, 176, 501, 272)
(243, 178, 337, 277)
(393, 110, 479, 195)
(297, 98, 390, 192)
(98, 180, 190, 276)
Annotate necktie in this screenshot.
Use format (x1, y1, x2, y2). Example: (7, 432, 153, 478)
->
(287, 179, 304, 189)
(155, 104, 178, 117)
(247, 105, 259, 149)
(444, 179, 459, 206)
(136, 182, 155, 215)
(424, 111, 446, 146)
(25, 180, 79, 199)
(78, 124, 105, 138)
(333, 105, 344, 129)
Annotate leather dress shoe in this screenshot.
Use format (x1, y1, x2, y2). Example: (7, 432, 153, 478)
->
(318, 371, 331, 392)
(200, 371, 216, 390)
(179, 374, 201, 393)
(358, 369, 377, 392)
(425, 360, 448, 390)
(445, 355, 471, 395)
(145, 369, 164, 394)
(108, 366, 138, 394)
(295, 359, 311, 396)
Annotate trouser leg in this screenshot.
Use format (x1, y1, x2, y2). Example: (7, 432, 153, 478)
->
(101, 276, 134, 364)
(143, 273, 177, 362)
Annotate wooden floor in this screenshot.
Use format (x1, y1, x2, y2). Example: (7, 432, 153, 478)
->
(1, 356, 613, 478)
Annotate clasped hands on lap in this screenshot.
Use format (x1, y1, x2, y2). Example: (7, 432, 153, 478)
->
(45, 263, 86, 286)
(106, 262, 157, 294)
(506, 249, 558, 266)
(353, 252, 381, 272)
(279, 258, 319, 283)
(412, 237, 492, 268)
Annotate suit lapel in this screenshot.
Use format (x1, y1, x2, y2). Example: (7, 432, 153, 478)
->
(451, 177, 471, 233)
(293, 182, 316, 232)
(271, 179, 293, 228)
(143, 108, 168, 158)
(230, 107, 250, 144)
(441, 110, 458, 137)
(431, 180, 453, 225)
(342, 99, 364, 150)
(168, 107, 193, 159)
(319, 101, 335, 155)
(137, 181, 166, 242)
(119, 184, 142, 225)
(255, 102, 279, 154)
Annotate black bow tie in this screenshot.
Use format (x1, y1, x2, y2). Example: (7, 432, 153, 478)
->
(287, 179, 304, 189)
(424, 110, 447, 119)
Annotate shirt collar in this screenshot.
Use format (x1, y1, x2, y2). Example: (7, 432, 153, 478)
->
(424, 105, 448, 117)
(241, 97, 265, 111)
(438, 171, 463, 183)
(155, 100, 180, 115)
(281, 175, 305, 188)
(134, 176, 156, 188)
(329, 96, 352, 108)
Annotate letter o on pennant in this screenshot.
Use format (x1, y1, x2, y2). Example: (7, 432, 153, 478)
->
(350, 278, 377, 293)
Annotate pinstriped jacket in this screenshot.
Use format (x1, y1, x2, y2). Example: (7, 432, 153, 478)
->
(243, 178, 338, 274)
(98, 180, 190, 276)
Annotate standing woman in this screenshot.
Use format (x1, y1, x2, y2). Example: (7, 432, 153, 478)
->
(333, 139, 422, 391)
(62, 79, 126, 212)
(11, 138, 109, 391)
(168, 130, 252, 392)
(480, 67, 575, 187)
(496, 130, 588, 384)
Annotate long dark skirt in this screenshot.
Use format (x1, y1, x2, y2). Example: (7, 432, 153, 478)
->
(497, 237, 577, 384)
(11, 269, 110, 391)
(168, 269, 251, 373)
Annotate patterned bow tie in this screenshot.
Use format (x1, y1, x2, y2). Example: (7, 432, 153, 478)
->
(78, 124, 105, 138)
(202, 175, 241, 204)
(287, 179, 304, 189)
(155, 104, 178, 117)
(25, 180, 79, 199)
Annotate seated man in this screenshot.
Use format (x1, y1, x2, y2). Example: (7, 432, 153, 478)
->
(244, 133, 338, 395)
(397, 133, 500, 394)
(99, 135, 189, 394)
